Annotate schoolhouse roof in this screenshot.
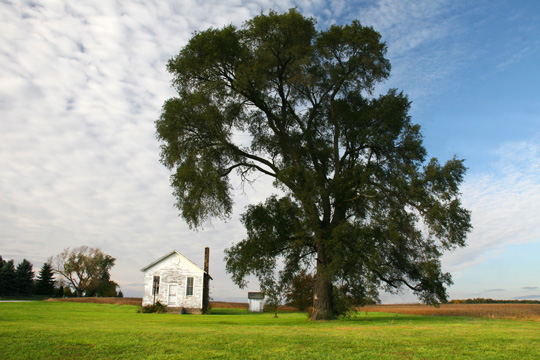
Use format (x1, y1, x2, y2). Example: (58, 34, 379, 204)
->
(140, 250, 209, 277)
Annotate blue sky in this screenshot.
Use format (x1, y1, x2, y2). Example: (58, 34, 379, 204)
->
(1, 0, 539, 303)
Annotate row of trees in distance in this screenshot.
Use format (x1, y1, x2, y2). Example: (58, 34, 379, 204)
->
(0, 246, 122, 298)
(449, 298, 540, 304)
(0, 256, 56, 297)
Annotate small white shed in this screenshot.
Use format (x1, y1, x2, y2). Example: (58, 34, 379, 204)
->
(248, 292, 265, 312)
(141, 250, 210, 314)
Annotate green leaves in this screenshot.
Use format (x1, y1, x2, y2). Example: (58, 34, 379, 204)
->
(224, 195, 313, 289)
(168, 25, 243, 94)
(316, 20, 390, 95)
(171, 155, 233, 229)
(242, 9, 316, 86)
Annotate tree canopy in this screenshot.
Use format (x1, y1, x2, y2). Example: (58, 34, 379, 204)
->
(49, 246, 117, 297)
(156, 9, 472, 320)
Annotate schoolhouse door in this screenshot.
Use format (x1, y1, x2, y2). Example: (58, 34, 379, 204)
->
(168, 284, 178, 305)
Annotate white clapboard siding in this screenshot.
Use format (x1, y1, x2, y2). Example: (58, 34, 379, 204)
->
(141, 250, 205, 311)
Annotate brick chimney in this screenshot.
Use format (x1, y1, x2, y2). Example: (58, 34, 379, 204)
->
(202, 247, 210, 314)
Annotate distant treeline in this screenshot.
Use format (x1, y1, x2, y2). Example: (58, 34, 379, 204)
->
(449, 298, 540, 304)
(0, 255, 56, 297)
(0, 255, 123, 298)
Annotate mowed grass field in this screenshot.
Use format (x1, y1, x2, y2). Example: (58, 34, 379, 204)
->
(1, 301, 540, 359)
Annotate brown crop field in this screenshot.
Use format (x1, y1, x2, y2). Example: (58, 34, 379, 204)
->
(359, 303, 540, 320)
(209, 301, 248, 309)
(47, 297, 143, 306)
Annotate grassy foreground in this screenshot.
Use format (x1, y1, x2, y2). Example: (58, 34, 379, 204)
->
(1, 302, 539, 359)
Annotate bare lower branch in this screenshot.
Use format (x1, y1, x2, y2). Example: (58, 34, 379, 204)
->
(372, 268, 421, 292)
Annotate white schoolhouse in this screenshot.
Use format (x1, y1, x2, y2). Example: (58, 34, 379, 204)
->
(141, 249, 210, 314)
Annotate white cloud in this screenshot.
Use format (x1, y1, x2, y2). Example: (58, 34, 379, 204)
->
(0, 0, 275, 298)
(443, 137, 540, 272)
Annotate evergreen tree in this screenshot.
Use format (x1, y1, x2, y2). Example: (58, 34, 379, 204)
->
(2, 260, 17, 296)
(0, 256, 5, 296)
(36, 263, 56, 296)
(16, 259, 35, 296)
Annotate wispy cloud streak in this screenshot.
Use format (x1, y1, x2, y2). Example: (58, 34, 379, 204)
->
(443, 138, 540, 271)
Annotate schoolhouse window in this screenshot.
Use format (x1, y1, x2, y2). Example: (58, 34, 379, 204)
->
(186, 277, 194, 296)
(152, 276, 160, 295)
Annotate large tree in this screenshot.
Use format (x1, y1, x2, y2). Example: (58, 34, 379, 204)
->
(48, 246, 116, 297)
(156, 9, 471, 320)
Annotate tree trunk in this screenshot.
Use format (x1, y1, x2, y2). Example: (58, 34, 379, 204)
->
(310, 244, 334, 320)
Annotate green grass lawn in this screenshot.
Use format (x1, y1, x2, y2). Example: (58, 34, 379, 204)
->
(1, 302, 539, 359)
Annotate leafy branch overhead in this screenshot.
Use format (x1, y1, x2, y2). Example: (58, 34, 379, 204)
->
(157, 9, 472, 320)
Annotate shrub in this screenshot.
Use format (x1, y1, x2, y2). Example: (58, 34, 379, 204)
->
(138, 301, 167, 314)
(286, 270, 314, 311)
(306, 306, 314, 319)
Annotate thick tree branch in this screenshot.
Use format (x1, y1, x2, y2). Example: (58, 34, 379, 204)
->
(371, 268, 421, 292)
(220, 162, 277, 178)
